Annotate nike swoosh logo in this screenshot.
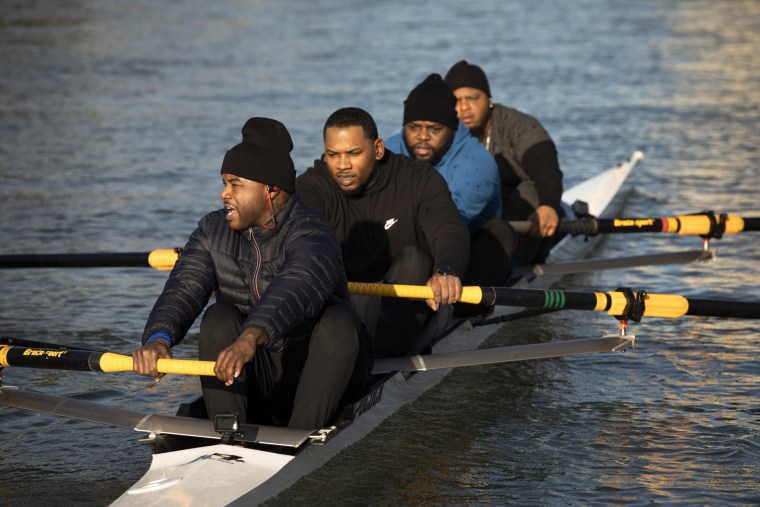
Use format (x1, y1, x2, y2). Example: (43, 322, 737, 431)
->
(384, 218, 399, 230)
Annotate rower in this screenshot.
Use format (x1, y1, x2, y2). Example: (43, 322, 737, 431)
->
(384, 74, 517, 288)
(297, 107, 469, 358)
(133, 117, 372, 430)
(445, 60, 565, 266)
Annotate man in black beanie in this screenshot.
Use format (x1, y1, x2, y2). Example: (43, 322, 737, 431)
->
(133, 117, 371, 430)
(445, 60, 564, 266)
(385, 74, 517, 289)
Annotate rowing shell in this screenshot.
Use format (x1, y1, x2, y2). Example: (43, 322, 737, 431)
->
(121, 151, 644, 505)
(0, 151, 644, 506)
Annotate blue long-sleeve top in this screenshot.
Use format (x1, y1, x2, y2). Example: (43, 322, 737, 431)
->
(384, 121, 501, 234)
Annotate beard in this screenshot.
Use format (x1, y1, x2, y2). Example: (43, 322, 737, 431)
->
(404, 130, 455, 166)
(469, 122, 487, 140)
(469, 107, 492, 140)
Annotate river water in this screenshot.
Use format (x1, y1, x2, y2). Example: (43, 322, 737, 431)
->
(0, 1, 758, 505)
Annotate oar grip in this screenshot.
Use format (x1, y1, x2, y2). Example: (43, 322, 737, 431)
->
(156, 358, 216, 376)
(98, 353, 216, 376)
(98, 352, 135, 372)
(348, 282, 429, 299)
(347, 282, 483, 304)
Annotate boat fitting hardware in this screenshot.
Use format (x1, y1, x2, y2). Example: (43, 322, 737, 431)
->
(615, 287, 646, 323)
(308, 426, 337, 444)
(214, 413, 243, 444)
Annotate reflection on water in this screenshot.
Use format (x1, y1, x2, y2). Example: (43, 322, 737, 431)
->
(0, 0, 758, 505)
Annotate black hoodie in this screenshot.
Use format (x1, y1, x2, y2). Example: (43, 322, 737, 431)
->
(297, 151, 470, 282)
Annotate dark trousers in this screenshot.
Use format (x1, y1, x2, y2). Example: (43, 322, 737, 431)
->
(465, 218, 517, 286)
(352, 246, 441, 358)
(502, 187, 558, 266)
(198, 302, 359, 430)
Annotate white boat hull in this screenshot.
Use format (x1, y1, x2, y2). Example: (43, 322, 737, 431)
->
(117, 444, 293, 506)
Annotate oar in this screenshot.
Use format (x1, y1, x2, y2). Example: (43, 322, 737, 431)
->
(0, 336, 631, 378)
(0, 249, 180, 270)
(2, 248, 702, 276)
(348, 282, 760, 320)
(510, 212, 760, 237)
(0, 345, 215, 376)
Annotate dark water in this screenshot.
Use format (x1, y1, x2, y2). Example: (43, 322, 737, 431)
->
(1, 0, 758, 505)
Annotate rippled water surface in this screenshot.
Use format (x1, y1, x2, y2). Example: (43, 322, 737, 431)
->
(0, 1, 758, 505)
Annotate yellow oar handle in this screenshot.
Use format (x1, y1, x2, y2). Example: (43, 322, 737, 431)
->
(348, 282, 484, 305)
(99, 352, 216, 375)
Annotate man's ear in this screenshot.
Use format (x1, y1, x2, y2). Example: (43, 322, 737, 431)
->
(374, 138, 385, 161)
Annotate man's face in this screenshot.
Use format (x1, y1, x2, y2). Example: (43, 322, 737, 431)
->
(323, 126, 384, 193)
(220, 173, 271, 231)
(452, 87, 490, 131)
(403, 121, 455, 166)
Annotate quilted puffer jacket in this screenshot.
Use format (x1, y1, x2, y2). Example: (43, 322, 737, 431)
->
(142, 194, 355, 352)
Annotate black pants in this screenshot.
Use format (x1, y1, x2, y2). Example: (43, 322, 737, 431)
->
(465, 219, 517, 286)
(198, 302, 359, 430)
(352, 246, 441, 358)
(502, 187, 558, 266)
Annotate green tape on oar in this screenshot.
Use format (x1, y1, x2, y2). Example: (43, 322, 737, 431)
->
(544, 289, 566, 310)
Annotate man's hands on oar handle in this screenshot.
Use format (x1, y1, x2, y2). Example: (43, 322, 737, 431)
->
(426, 266, 463, 311)
(133, 338, 172, 382)
(530, 205, 559, 237)
(133, 328, 269, 386)
(214, 328, 269, 386)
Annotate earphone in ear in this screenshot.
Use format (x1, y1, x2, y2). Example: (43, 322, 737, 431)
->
(263, 185, 280, 230)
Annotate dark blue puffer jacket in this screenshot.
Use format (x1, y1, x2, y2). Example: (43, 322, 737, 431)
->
(142, 194, 355, 352)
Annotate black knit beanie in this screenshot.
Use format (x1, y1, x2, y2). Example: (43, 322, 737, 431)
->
(220, 117, 296, 193)
(444, 60, 491, 97)
(403, 74, 459, 130)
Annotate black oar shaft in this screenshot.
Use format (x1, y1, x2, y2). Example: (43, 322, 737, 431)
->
(0, 346, 106, 372)
(685, 298, 760, 319)
(744, 217, 760, 231)
(487, 288, 599, 311)
(0, 249, 179, 270)
(590, 218, 668, 234)
(0, 252, 149, 268)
